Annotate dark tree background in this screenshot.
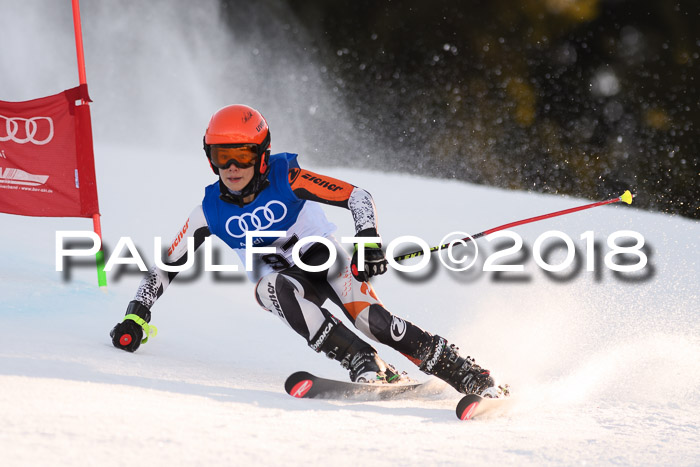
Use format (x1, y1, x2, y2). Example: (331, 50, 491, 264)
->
(222, 0, 699, 219)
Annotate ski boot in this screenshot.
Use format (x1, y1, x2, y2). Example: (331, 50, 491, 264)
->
(347, 350, 411, 384)
(309, 315, 409, 384)
(419, 335, 507, 397)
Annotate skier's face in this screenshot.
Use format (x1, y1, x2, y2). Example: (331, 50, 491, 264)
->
(220, 164, 255, 192)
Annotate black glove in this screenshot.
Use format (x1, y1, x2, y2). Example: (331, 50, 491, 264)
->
(110, 300, 153, 352)
(351, 228, 388, 282)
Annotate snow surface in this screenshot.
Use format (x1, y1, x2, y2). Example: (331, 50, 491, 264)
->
(1, 146, 699, 466)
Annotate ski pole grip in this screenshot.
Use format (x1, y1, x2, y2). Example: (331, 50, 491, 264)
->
(123, 314, 158, 343)
(123, 300, 156, 343)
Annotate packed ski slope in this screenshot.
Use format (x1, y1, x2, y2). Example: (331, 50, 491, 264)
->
(1, 145, 699, 466)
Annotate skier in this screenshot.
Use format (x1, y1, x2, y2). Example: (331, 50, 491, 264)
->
(110, 104, 502, 397)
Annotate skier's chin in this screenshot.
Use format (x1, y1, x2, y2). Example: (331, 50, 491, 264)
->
(223, 176, 247, 191)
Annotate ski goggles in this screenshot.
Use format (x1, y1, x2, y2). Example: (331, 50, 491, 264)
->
(209, 144, 260, 169)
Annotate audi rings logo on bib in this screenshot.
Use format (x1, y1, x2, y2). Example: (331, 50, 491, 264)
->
(0, 114, 54, 145)
(225, 200, 288, 238)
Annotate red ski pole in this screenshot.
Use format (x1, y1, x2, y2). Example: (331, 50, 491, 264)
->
(393, 190, 634, 262)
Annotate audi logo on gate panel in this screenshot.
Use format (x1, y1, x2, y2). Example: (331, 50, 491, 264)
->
(225, 200, 288, 238)
(0, 114, 54, 145)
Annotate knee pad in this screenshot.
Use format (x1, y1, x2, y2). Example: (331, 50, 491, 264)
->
(365, 304, 396, 341)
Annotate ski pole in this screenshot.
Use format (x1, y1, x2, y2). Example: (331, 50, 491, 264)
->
(393, 190, 634, 262)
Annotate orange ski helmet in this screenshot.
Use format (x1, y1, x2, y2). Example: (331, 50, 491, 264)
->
(203, 105, 272, 198)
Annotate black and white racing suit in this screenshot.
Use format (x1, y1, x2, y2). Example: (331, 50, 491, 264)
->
(132, 160, 433, 367)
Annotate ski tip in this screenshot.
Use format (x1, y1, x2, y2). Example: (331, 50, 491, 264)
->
(289, 379, 314, 398)
(459, 401, 480, 420)
(284, 371, 315, 398)
(455, 394, 482, 421)
(620, 190, 633, 205)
